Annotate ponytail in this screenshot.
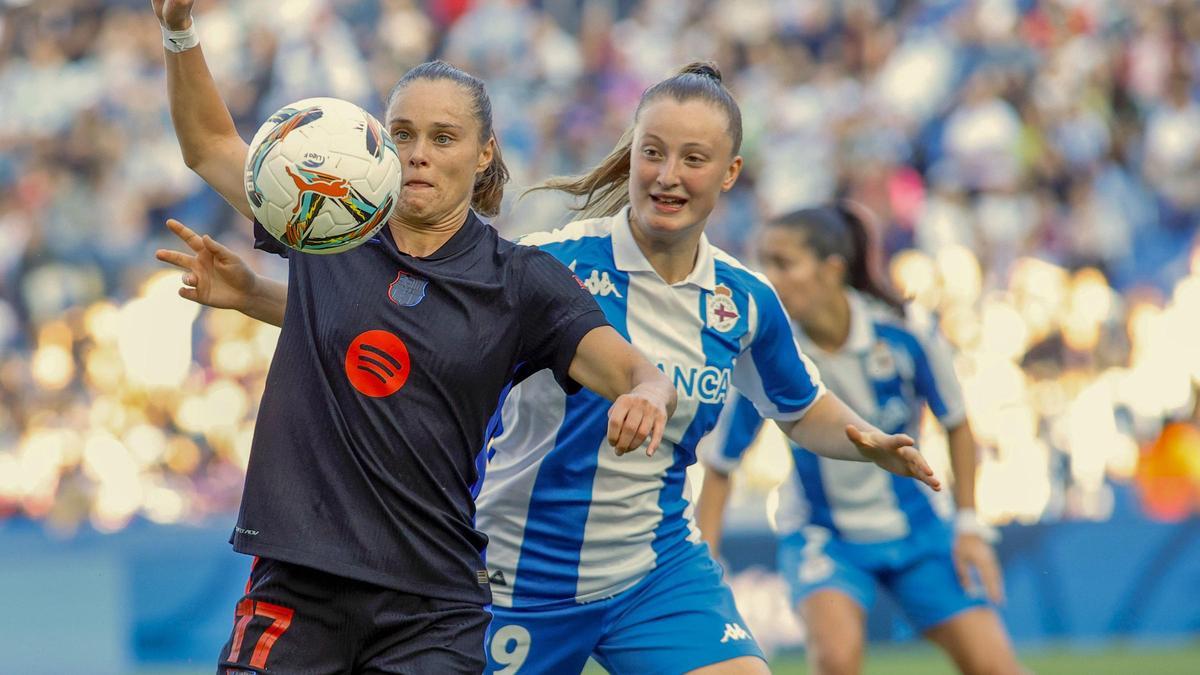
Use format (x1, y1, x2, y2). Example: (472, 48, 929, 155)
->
(769, 201, 905, 314)
(471, 138, 509, 217)
(526, 60, 741, 219)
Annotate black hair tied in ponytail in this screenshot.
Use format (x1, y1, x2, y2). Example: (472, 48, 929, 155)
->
(768, 201, 905, 314)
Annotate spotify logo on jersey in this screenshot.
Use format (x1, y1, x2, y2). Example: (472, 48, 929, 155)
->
(345, 330, 410, 397)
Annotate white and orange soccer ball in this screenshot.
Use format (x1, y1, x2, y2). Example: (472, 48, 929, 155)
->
(244, 97, 401, 254)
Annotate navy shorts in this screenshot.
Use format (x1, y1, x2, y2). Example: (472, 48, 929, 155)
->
(217, 557, 489, 674)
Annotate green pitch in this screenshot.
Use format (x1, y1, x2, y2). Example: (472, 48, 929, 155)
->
(579, 642, 1200, 674)
(142, 642, 1200, 674)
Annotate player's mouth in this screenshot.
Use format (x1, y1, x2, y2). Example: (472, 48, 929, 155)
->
(650, 193, 687, 213)
(404, 179, 435, 190)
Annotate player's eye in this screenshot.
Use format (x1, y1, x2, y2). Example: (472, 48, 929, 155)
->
(641, 147, 661, 159)
(435, 134, 453, 145)
(685, 154, 707, 165)
(392, 129, 411, 142)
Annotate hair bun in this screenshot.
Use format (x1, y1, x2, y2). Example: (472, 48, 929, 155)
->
(679, 61, 723, 83)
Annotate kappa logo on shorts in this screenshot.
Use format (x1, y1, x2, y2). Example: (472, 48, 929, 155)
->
(720, 622, 750, 643)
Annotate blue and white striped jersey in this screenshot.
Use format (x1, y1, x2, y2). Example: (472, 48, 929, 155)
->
(476, 207, 826, 608)
(702, 290, 965, 543)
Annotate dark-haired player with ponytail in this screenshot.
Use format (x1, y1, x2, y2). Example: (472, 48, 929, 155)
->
(150, 1, 677, 672)
(698, 204, 1023, 675)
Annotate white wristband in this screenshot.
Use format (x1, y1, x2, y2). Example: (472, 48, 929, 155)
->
(954, 508, 998, 543)
(162, 21, 199, 53)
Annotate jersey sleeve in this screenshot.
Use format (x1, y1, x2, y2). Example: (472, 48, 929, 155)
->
(909, 315, 967, 428)
(252, 220, 290, 258)
(513, 247, 609, 393)
(699, 390, 765, 475)
(732, 277, 826, 422)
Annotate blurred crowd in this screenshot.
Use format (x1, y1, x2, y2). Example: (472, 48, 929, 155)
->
(3, 0, 1200, 535)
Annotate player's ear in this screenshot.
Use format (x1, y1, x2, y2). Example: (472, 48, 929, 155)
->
(476, 136, 496, 175)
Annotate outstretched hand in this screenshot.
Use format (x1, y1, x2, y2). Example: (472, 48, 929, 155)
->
(151, 0, 195, 30)
(155, 219, 256, 311)
(846, 425, 941, 491)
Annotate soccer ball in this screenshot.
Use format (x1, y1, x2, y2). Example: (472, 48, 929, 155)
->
(244, 97, 401, 254)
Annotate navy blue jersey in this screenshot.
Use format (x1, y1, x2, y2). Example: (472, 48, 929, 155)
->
(235, 211, 608, 605)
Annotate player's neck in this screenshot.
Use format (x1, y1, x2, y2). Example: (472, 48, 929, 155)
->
(802, 291, 852, 352)
(628, 216, 704, 285)
(388, 209, 469, 258)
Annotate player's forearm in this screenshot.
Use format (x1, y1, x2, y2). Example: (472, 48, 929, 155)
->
(162, 20, 253, 218)
(696, 468, 732, 558)
(946, 422, 977, 510)
(570, 328, 675, 414)
(777, 392, 873, 462)
(242, 275, 287, 327)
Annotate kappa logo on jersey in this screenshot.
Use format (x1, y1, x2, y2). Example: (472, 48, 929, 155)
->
(345, 330, 411, 397)
(706, 285, 739, 332)
(659, 362, 731, 403)
(720, 622, 751, 643)
(568, 260, 623, 298)
(388, 270, 428, 307)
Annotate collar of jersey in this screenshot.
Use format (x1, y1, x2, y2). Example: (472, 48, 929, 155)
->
(610, 206, 716, 291)
(389, 210, 484, 261)
(794, 288, 874, 356)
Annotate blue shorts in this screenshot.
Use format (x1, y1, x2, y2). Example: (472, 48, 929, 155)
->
(777, 526, 987, 633)
(485, 546, 764, 675)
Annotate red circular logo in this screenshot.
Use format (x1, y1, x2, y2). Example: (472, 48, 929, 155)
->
(345, 330, 410, 397)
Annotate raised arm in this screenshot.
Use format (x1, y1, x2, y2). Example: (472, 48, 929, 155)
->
(152, 0, 253, 219)
(156, 219, 287, 326)
(568, 326, 677, 457)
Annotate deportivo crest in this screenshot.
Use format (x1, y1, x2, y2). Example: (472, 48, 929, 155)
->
(388, 270, 428, 307)
(705, 285, 739, 332)
(866, 342, 897, 380)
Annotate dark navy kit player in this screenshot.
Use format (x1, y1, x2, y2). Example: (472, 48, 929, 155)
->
(152, 1, 676, 672)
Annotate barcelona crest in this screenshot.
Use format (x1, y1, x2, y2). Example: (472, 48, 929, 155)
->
(388, 270, 428, 307)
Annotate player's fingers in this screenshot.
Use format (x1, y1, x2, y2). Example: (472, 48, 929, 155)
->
(182, 273, 198, 287)
(166, 218, 203, 251)
(615, 407, 645, 455)
(646, 413, 665, 457)
(607, 404, 625, 450)
(155, 249, 195, 271)
(203, 234, 237, 262)
(629, 407, 656, 455)
(980, 553, 1006, 605)
(902, 446, 940, 489)
(178, 286, 200, 303)
(952, 550, 972, 593)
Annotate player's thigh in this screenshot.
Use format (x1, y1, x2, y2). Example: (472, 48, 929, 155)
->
(216, 557, 354, 675)
(358, 596, 490, 675)
(798, 590, 868, 675)
(885, 547, 988, 635)
(484, 603, 603, 675)
(778, 536, 873, 675)
(924, 607, 1023, 675)
(594, 552, 766, 675)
